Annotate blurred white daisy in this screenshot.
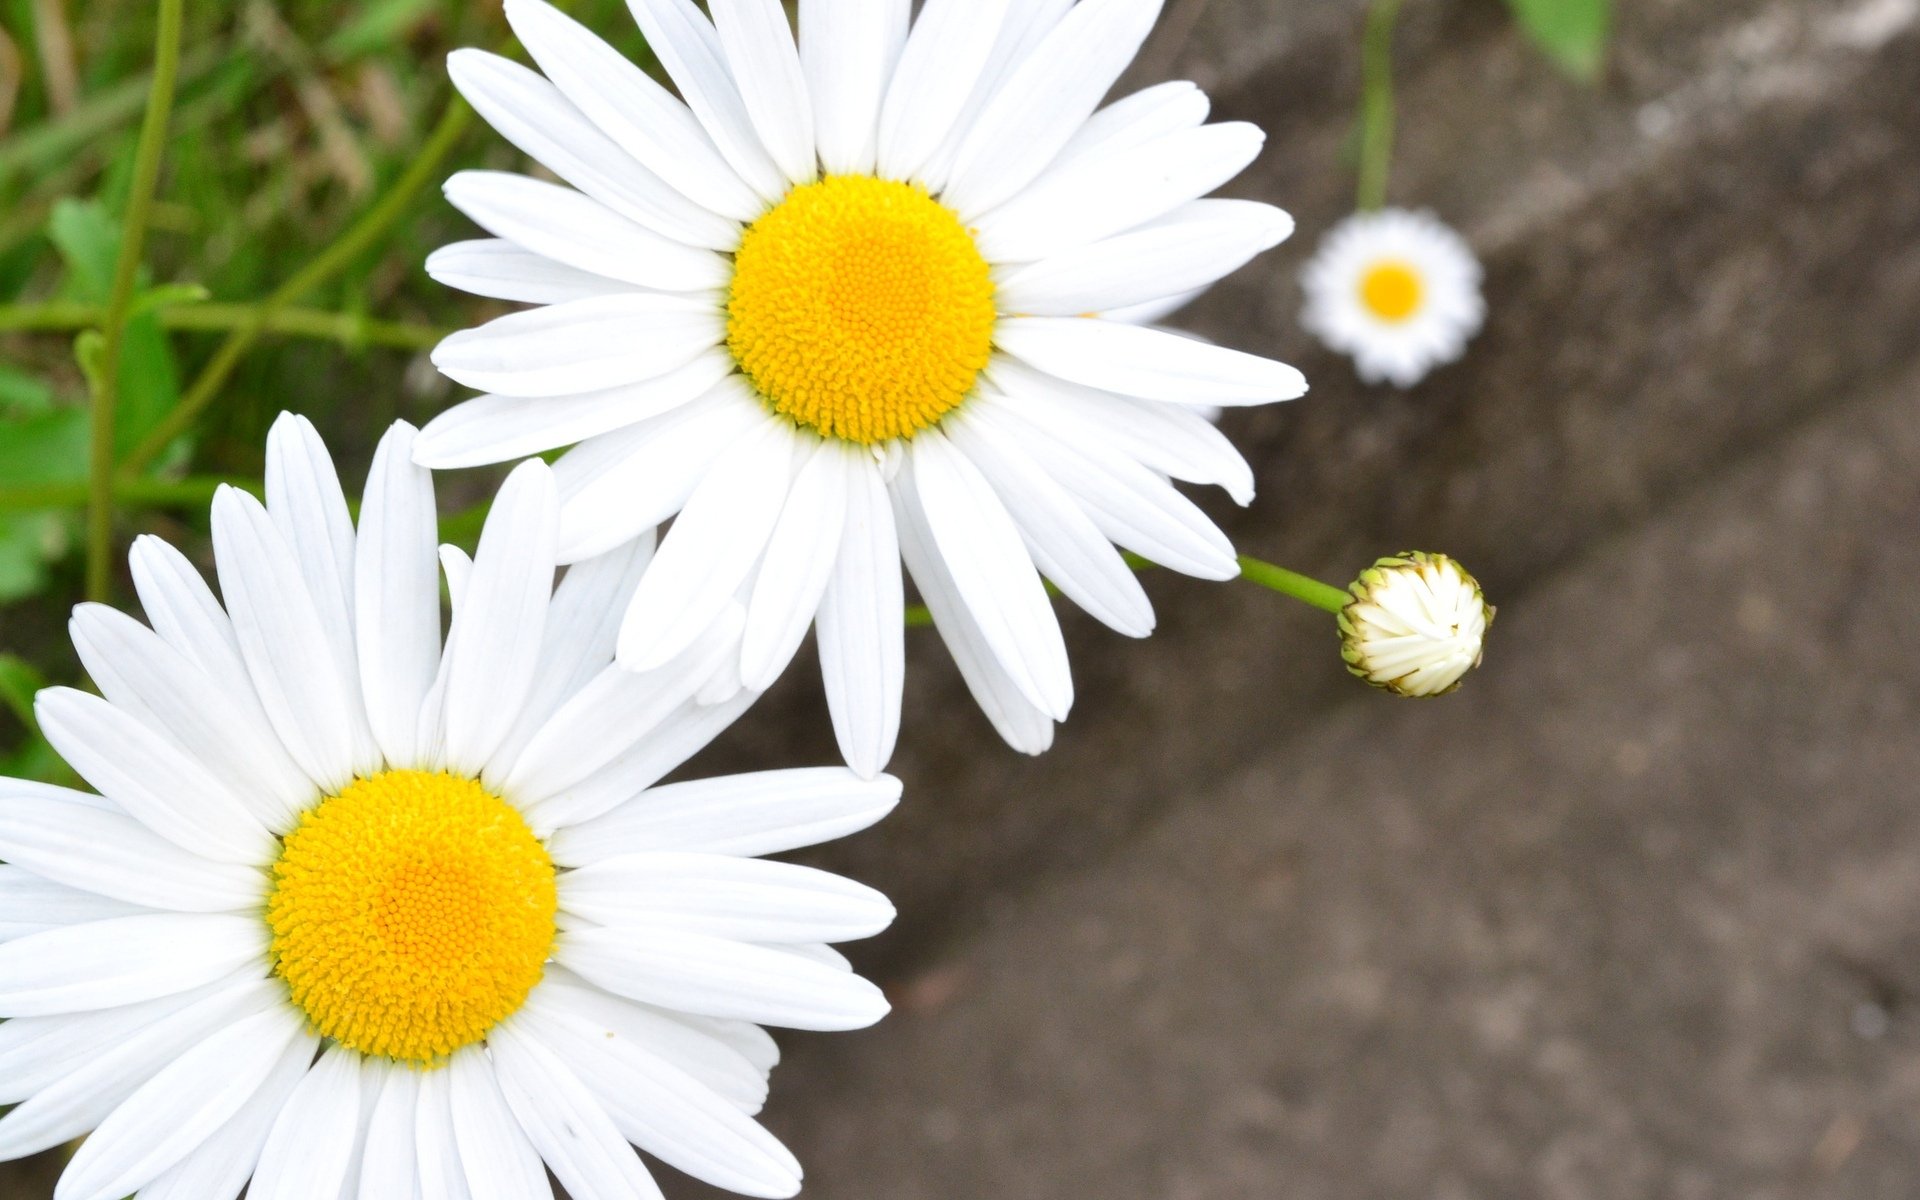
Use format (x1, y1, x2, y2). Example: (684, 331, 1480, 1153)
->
(418, 0, 1305, 773)
(1300, 208, 1485, 388)
(0, 413, 898, 1200)
(1338, 552, 1493, 697)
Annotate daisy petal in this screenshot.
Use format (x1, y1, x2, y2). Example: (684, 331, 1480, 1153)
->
(0, 914, 265, 1018)
(447, 1046, 550, 1200)
(248, 1046, 363, 1200)
(490, 1020, 667, 1200)
(708, 0, 815, 186)
(800, 0, 909, 175)
(907, 432, 1072, 719)
(945, 408, 1154, 637)
(943, 0, 1163, 217)
(1053, 78, 1209, 169)
(616, 419, 795, 671)
(890, 474, 1056, 754)
(356, 421, 441, 770)
(995, 199, 1294, 315)
(415, 1068, 475, 1200)
(415, 349, 734, 470)
(449, 49, 740, 250)
(916, 0, 1071, 194)
(740, 438, 848, 691)
(433, 292, 726, 398)
(34, 687, 274, 864)
(0, 979, 234, 1106)
(996, 316, 1306, 406)
(0, 868, 149, 942)
(876, 0, 1013, 182)
(548, 768, 900, 865)
(973, 121, 1265, 263)
(814, 451, 904, 779)
(557, 925, 888, 1030)
(130, 1023, 318, 1200)
(444, 170, 729, 292)
(626, 0, 789, 203)
(125, 536, 257, 714)
(531, 972, 771, 1113)
(530, 686, 761, 833)
(356, 1066, 424, 1200)
(0, 780, 265, 912)
(56, 1002, 306, 1200)
(561, 851, 894, 943)
(426, 238, 632, 305)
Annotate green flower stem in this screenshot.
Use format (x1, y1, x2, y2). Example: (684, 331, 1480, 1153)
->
(1355, 0, 1403, 212)
(0, 475, 258, 515)
(86, 0, 185, 602)
(0, 300, 447, 350)
(118, 95, 474, 478)
(903, 554, 1350, 627)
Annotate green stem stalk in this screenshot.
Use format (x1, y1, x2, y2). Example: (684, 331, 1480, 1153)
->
(903, 554, 1351, 628)
(86, 0, 185, 602)
(118, 96, 473, 477)
(0, 300, 446, 350)
(1355, 0, 1403, 212)
(0, 476, 250, 515)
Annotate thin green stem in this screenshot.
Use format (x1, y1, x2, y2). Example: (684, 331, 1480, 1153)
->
(87, 0, 185, 602)
(1355, 0, 1403, 212)
(0, 300, 447, 350)
(903, 554, 1352, 628)
(119, 96, 473, 477)
(0, 476, 257, 515)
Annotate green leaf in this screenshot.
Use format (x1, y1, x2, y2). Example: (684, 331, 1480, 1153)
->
(0, 365, 54, 418)
(0, 408, 90, 601)
(1504, 0, 1611, 82)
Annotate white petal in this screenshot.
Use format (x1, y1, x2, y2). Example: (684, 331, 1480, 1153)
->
(906, 432, 1072, 719)
(133, 1027, 318, 1200)
(67, 603, 313, 832)
(561, 851, 893, 943)
(800, 0, 909, 175)
(0, 974, 274, 1161)
(439, 459, 557, 776)
(944, 407, 1154, 637)
(739, 438, 848, 690)
(943, 0, 1163, 217)
(356, 421, 441, 770)
(357, 1065, 424, 1200)
(626, 0, 789, 202)
(426, 238, 633, 305)
(996, 316, 1306, 406)
(708, 0, 815, 185)
(528, 685, 761, 833)
(248, 1046, 363, 1200)
(209, 485, 363, 792)
(557, 925, 888, 1030)
(0, 867, 149, 942)
(814, 452, 903, 779)
(415, 349, 734, 469)
(616, 419, 795, 671)
(0, 914, 266, 1018)
(415, 1068, 474, 1200)
(1103, 288, 1205, 325)
(433, 292, 726, 398)
(490, 1020, 666, 1200)
(973, 122, 1265, 263)
(57, 1002, 306, 1200)
(35, 687, 274, 863)
(447, 1046, 550, 1200)
(555, 380, 763, 564)
(548, 768, 899, 865)
(967, 392, 1238, 578)
(0, 779, 266, 912)
(518, 998, 802, 1196)
(875, 0, 1013, 182)
(889, 472, 1056, 754)
(916, 0, 1071, 194)
(1052, 78, 1209, 170)
(768, 942, 851, 972)
(125, 536, 258, 714)
(507, 0, 765, 222)
(529, 973, 771, 1113)
(449, 49, 740, 250)
(987, 355, 1255, 503)
(444, 170, 729, 292)
(0, 978, 230, 1105)
(995, 199, 1293, 315)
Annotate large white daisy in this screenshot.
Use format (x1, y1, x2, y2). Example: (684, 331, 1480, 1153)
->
(418, 0, 1306, 773)
(1299, 207, 1486, 388)
(0, 414, 898, 1200)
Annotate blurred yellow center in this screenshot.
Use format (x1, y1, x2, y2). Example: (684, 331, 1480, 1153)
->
(267, 770, 556, 1065)
(1359, 260, 1424, 322)
(727, 174, 997, 444)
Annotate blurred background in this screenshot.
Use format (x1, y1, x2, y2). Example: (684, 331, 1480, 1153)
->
(3, 0, 1920, 1196)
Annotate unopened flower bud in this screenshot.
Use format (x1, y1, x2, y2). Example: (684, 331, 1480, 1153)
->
(1338, 552, 1493, 697)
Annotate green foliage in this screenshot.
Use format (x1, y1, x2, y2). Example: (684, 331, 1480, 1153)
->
(1504, 0, 1612, 82)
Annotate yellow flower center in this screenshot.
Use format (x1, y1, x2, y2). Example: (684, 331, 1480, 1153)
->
(266, 770, 557, 1065)
(726, 174, 997, 445)
(1358, 260, 1425, 322)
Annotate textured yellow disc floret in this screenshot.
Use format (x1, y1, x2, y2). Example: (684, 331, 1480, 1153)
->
(727, 174, 997, 444)
(1359, 260, 1425, 322)
(267, 770, 556, 1064)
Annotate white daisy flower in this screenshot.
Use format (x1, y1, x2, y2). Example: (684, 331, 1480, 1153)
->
(1299, 208, 1485, 388)
(1338, 552, 1493, 697)
(0, 413, 898, 1200)
(417, 0, 1306, 774)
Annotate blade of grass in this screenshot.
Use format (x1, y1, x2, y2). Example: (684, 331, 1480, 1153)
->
(0, 299, 447, 350)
